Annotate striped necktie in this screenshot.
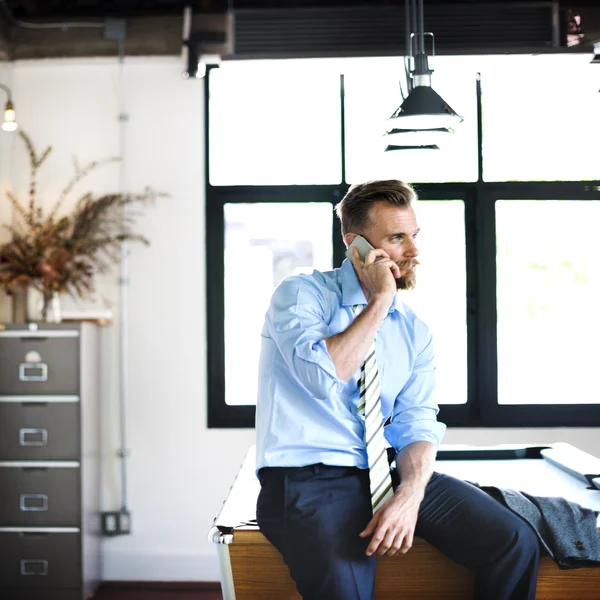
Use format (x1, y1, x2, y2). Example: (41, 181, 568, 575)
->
(354, 305, 394, 512)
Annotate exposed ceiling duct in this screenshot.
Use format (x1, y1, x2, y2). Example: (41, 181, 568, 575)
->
(0, 1, 599, 60)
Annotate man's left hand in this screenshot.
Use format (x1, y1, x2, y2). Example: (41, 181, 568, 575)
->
(359, 486, 422, 556)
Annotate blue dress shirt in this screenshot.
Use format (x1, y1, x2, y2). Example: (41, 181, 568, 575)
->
(255, 258, 446, 472)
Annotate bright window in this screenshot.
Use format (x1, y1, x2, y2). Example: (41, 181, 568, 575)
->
(224, 202, 334, 406)
(209, 60, 342, 185)
(408, 200, 467, 404)
(496, 200, 600, 404)
(482, 55, 600, 182)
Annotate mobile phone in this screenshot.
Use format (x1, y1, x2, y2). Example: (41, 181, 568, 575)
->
(346, 234, 404, 289)
(345, 235, 376, 262)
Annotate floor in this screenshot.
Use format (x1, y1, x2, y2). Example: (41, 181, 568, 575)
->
(93, 585, 223, 600)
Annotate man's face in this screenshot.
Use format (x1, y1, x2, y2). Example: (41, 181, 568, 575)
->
(360, 202, 420, 290)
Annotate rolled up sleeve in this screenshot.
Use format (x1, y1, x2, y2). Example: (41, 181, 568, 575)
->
(266, 277, 345, 400)
(384, 331, 446, 453)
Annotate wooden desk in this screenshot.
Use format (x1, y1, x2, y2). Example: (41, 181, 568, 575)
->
(210, 444, 600, 599)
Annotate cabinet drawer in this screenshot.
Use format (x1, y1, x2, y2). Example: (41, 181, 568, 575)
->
(0, 332, 80, 395)
(0, 401, 79, 461)
(0, 464, 80, 527)
(0, 530, 80, 588)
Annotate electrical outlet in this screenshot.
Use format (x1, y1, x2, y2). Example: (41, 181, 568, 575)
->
(102, 512, 119, 536)
(102, 510, 132, 536)
(118, 510, 131, 534)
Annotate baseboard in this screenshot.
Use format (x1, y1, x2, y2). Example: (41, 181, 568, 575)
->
(98, 581, 221, 591)
(102, 550, 220, 581)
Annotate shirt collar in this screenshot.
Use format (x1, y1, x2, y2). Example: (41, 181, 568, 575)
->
(340, 258, 406, 315)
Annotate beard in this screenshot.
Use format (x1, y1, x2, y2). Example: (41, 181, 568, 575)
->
(395, 259, 419, 290)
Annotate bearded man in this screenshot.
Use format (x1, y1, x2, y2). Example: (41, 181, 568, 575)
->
(254, 180, 540, 600)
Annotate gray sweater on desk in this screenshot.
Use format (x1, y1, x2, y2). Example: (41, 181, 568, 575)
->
(479, 485, 600, 569)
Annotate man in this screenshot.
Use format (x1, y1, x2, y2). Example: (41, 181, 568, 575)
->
(255, 180, 540, 600)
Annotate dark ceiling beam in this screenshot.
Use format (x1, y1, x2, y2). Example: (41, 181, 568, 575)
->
(10, 12, 229, 59)
(19, 0, 40, 16)
(9, 0, 228, 20)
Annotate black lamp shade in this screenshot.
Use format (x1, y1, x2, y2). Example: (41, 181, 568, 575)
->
(383, 126, 454, 149)
(384, 144, 440, 151)
(388, 86, 463, 130)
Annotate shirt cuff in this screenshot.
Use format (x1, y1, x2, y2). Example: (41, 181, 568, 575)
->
(385, 420, 447, 454)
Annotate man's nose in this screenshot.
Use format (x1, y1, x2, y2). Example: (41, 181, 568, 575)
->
(404, 237, 419, 258)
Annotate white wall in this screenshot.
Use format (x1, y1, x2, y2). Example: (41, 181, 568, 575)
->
(0, 55, 254, 581)
(0, 55, 597, 583)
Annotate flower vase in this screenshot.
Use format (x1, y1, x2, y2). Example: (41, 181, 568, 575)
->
(41, 292, 62, 324)
(11, 287, 30, 323)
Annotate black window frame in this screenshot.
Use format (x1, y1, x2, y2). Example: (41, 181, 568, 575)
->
(204, 67, 600, 429)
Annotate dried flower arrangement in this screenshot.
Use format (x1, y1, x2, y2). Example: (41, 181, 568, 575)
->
(0, 131, 163, 320)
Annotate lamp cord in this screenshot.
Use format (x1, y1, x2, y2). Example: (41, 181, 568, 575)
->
(410, 0, 417, 50)
(0, 82, 11, 100)
(404, 0, 411, 94)
(417, 0, 425, 54)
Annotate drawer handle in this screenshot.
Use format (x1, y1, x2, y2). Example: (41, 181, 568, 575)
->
(19, 363, 48, 382)
(20, 494, 48, 512)
(20, 559, 48, 576)
(19, 428, 48, 447)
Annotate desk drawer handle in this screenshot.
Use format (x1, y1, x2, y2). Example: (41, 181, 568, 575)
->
(20, 494, 48, 512)
(20, 559, 48, 576)
(19, 363, 48, 382)
(19, 428, 48, 447)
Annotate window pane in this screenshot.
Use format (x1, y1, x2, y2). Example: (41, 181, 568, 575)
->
(225, 203, 333, 406)
(482, 55, 600, 182)
(496, 200, 600, 405)
(407, 201, 467, 404)
(210, 60, 342, 185)
(344, 57, 479, 183)
(210, 54, 600, 186)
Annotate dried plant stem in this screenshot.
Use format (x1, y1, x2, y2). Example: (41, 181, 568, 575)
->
(0, 131, 165, 302)
(18, 131, 52, 227)
(50, 156, 121, 221)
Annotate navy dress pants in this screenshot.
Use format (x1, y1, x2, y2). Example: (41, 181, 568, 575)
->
(257, 464, 541, 600)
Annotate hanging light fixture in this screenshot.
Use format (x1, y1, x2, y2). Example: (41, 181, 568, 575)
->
(384, 0, 461, 149)
(385, 143, 440, 152)
(0, 84, 17, 132)
(384, 126, 453, 151)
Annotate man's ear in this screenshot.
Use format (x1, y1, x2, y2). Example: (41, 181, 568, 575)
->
(344, 232, 357, 249)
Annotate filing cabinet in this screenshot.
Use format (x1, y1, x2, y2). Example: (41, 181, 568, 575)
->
(0, 323, 101, 600)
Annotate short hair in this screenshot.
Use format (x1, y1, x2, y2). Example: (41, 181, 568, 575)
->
(334, 180, 417, 236)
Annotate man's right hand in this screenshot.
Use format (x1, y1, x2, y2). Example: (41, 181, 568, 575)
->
(350, 246, 401, 303)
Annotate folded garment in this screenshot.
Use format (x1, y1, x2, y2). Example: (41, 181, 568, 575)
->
(476, 484, 600, 569)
